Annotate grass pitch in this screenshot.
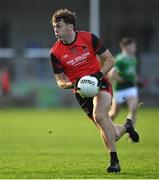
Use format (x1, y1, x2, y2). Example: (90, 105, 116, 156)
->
(0, 108, 159, 179)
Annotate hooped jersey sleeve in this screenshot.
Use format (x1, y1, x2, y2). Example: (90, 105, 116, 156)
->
(50, 53, 64, 74)
(91, 33, 107, 55)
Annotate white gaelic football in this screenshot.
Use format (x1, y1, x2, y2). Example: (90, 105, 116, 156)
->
(77, 75, 99, 97)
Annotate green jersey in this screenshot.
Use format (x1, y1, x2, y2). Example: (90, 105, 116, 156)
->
(115, 53, 137, 90)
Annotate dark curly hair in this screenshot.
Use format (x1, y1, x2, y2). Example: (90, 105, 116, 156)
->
(52, 9, 76, 29)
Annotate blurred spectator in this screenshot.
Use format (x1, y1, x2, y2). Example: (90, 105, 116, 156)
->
(0, 66, 11, 107)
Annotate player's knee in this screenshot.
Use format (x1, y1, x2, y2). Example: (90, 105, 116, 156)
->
(109, 110, 117, 119)
(110, 105, 119, 115)
(93, 112, 105, 125)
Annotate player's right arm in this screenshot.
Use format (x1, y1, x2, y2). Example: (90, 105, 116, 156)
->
(50, 53, 74, 89)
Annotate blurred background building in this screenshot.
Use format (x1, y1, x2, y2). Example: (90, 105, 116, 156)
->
(0, 0, 159, 108)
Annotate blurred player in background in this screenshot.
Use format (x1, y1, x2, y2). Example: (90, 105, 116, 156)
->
(0, 66, 11, 106)
(109, 37, 143, 125)
(50, 9, 139, 173)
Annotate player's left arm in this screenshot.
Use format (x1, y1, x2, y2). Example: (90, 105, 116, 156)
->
(98, 49, 115, 76)
(91, 33, 115, 79)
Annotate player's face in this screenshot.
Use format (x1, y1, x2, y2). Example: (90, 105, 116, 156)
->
(53, 20, 70, 41)
(126, 43, 137, 54)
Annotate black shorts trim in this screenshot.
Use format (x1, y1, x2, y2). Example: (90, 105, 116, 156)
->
(75, 93, 93, 118)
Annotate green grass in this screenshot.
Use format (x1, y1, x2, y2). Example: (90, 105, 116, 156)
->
(0, 108, 159, 179)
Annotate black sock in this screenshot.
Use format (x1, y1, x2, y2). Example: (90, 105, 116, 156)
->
(110, 152, 119, 163)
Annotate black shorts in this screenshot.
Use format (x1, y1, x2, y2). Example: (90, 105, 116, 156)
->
(75, 78, 112, 119)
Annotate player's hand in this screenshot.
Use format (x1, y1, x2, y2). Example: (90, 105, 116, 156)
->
(90, 71, 103, 80)
(90, 71, 103, 87)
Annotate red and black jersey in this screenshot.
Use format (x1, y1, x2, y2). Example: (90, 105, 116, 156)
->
(50, 31, 107, 83)
(1, 71, 10, 92)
